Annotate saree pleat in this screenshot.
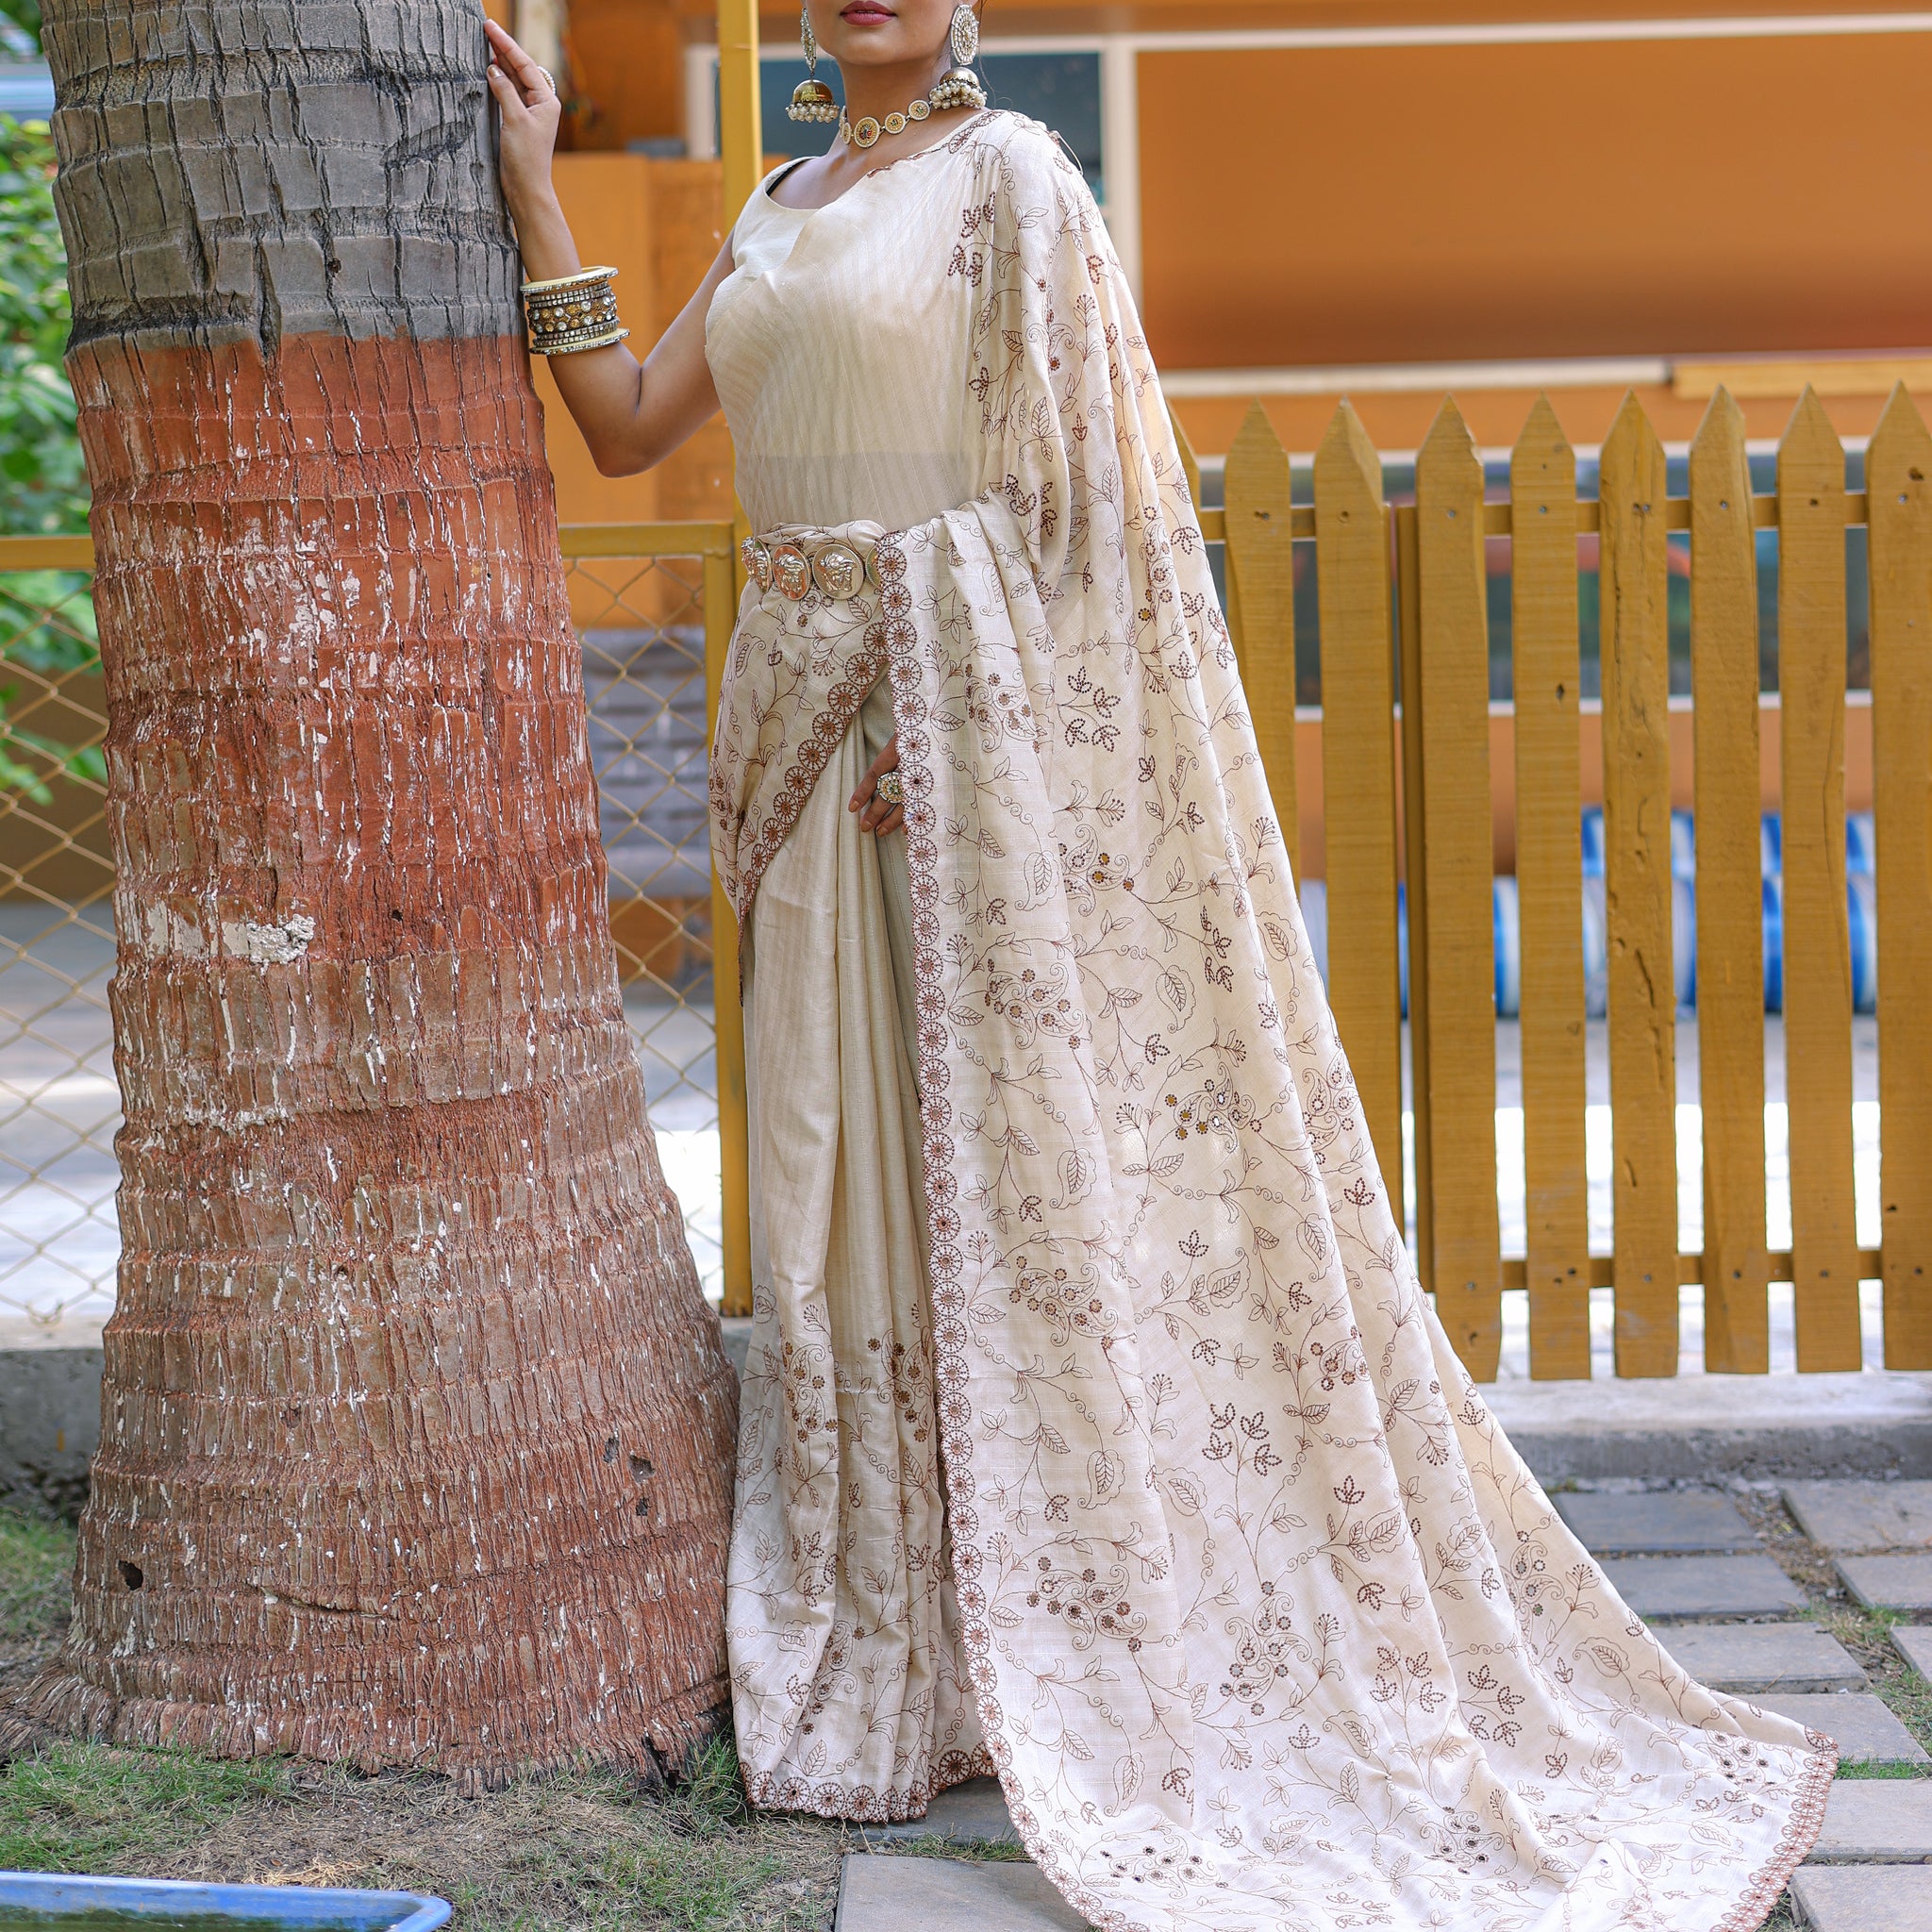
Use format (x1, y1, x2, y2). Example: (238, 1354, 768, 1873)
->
(729, 683, 988, 1814)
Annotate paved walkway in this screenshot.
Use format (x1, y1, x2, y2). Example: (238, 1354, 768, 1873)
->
(832, 1480, 1932, 1931)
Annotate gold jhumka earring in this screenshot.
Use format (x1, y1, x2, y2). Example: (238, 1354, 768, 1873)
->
(788, 7, 837, 122)
(839, 1, 987, 146)
(931, 1, 985, 109)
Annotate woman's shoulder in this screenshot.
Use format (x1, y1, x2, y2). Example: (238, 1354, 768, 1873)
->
(950, 108, 1091, 204)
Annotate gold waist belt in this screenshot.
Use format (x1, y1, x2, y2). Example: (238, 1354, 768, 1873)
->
(741, 531, 878, 602)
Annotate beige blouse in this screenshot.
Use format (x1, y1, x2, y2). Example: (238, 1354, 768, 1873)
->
(707, 145, 979, 533)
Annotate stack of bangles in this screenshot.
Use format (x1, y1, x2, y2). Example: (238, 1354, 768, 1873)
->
(522, 266, 629, 356)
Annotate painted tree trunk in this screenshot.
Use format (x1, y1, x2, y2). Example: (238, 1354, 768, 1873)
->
(9, 0, 741, 1781)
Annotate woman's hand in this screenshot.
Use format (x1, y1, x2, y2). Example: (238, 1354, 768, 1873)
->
(478, 13, 727, 481)
(484, 19, 565, 235)
(850, 736, 905, 836)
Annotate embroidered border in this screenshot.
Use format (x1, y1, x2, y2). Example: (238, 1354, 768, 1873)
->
(715, 621, 895, 935)
(886, 592, 1152, 1932)
(745, 1745, 996, 1824)
(1710, 1728, 1838, 1932)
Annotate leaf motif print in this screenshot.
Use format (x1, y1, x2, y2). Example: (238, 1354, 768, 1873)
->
(709, 109, 1836, 1932)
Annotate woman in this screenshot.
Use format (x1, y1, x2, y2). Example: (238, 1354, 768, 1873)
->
(487, 11, 1831, 1925)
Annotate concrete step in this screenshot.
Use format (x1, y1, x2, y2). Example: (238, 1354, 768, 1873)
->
(835, 1854, 1088, 1931)
(1482, 1370, 1932, 1484)
(1752, 1693, 1931, 1768)
(1810, 1778, 1932, 1863)
(1786, 1480, 1932, 1553)
(860, 1778, 1019, 1846)
(1657, 1621, 1867, 1693)
(1602, 1554, 1807, 1619)
(1790, 1864, 1932, 1930)
(1839, 1554, 1932, 1611)
(1555, 1489, 1759, 1554)
(1895, 1626, 1932, 1681)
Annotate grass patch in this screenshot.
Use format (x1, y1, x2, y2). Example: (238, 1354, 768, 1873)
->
(0, 1541, 848, 1929)
(0, 1507, 74, 1647)
(0, 1744, 293, 1871)
(0, 1739, 845, 1931)
(1816, 1602, 1932, 1765)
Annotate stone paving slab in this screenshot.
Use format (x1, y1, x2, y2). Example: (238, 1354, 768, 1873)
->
(1656, 1622, 1867, 1693)
(1790, 1864, 1932, 1929)
(1751, 1692, 1931, 1767)
(1601, 1554, 1806, 1619)
(861, 1778, 1019, 1845)
(1555, 1490, 1759, 1554)
(1809, 1778, 1932, 1862)
(1786, 1479, 1932, 1552)
(1838, 1554, 1932, 1610)
(1895, 1625, 1932, 1682)
(836, 1853, 1090, 1931)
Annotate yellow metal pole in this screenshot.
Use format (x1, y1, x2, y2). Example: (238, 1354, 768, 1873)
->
(717, 0, 764, 228)
(705, 546, 753, 1318)
(709, 0, 759, 1315)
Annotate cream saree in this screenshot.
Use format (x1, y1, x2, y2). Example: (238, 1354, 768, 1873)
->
(706, 111, 1831, 1932)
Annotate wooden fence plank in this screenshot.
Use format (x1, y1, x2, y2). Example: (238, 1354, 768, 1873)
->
(1508, 395, 1591, 1378)
(1395, 506, 1433, 1288)
(1598, 394, 1679, 1376)
(1314, 401, 1404, 1234)
(1689, 388, 1770, 1371)
(1777, 388, 1861, 1371)
(1414, 399, 1501, 1376)
(1867, 385, 1932, 1366)
(1224, 403, 1300, 879)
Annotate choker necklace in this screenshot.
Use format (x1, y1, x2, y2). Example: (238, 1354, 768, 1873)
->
(840, 68, 986, 149)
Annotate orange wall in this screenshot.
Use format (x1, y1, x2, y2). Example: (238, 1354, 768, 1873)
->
(534, 154, 735, 529)
(562, 0, 685, 148)
(536, 154, 658, 525)
(1140, 31, 1932, 371)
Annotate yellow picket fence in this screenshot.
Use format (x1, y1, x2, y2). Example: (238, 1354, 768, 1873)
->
(1206, 384, 1932, 1381)
(3, 395, 1927, 1382)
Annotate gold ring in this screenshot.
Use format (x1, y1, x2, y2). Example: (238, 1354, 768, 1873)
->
(536, 65, 557, 93)
(875, 771, 904, 806)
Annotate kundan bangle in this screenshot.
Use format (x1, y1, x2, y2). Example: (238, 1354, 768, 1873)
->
(522, 266, 629, 356)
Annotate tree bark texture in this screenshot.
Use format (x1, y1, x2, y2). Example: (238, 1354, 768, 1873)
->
(9, 0, 741, 1780)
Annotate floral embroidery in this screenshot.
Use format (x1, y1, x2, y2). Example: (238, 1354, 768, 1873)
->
(710, 112, 1834, 1928)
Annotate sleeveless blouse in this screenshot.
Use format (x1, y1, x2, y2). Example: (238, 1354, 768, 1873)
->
(706, 147, 978, 534)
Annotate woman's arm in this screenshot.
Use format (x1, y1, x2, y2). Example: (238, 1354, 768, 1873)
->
(485, 19, 729, 478)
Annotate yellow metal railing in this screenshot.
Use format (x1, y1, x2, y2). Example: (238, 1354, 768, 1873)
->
(0, 521, 754, 1336)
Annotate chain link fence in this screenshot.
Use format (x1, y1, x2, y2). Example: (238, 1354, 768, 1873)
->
(0, 537, 733, 1343)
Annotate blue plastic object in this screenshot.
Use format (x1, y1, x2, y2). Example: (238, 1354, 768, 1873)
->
(0, 1873, 450, 1932)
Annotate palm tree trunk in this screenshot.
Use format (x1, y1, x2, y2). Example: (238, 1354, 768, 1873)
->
(8, 0, 740, 1781)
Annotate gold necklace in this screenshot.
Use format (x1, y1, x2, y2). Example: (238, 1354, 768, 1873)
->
(839, 67, 986, 149)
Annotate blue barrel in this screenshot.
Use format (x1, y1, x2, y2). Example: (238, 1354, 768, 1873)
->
(1493, 876, 1521, 1017)
(1849, 871, 1878, 1014)
(1847, 810, 1876, 876)
(1762, 873, 1783, 1012)
(1673, 874, 1696, 1008)
(1581, 874, 1608, 1019)
(1671, 808, 1696, 882)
